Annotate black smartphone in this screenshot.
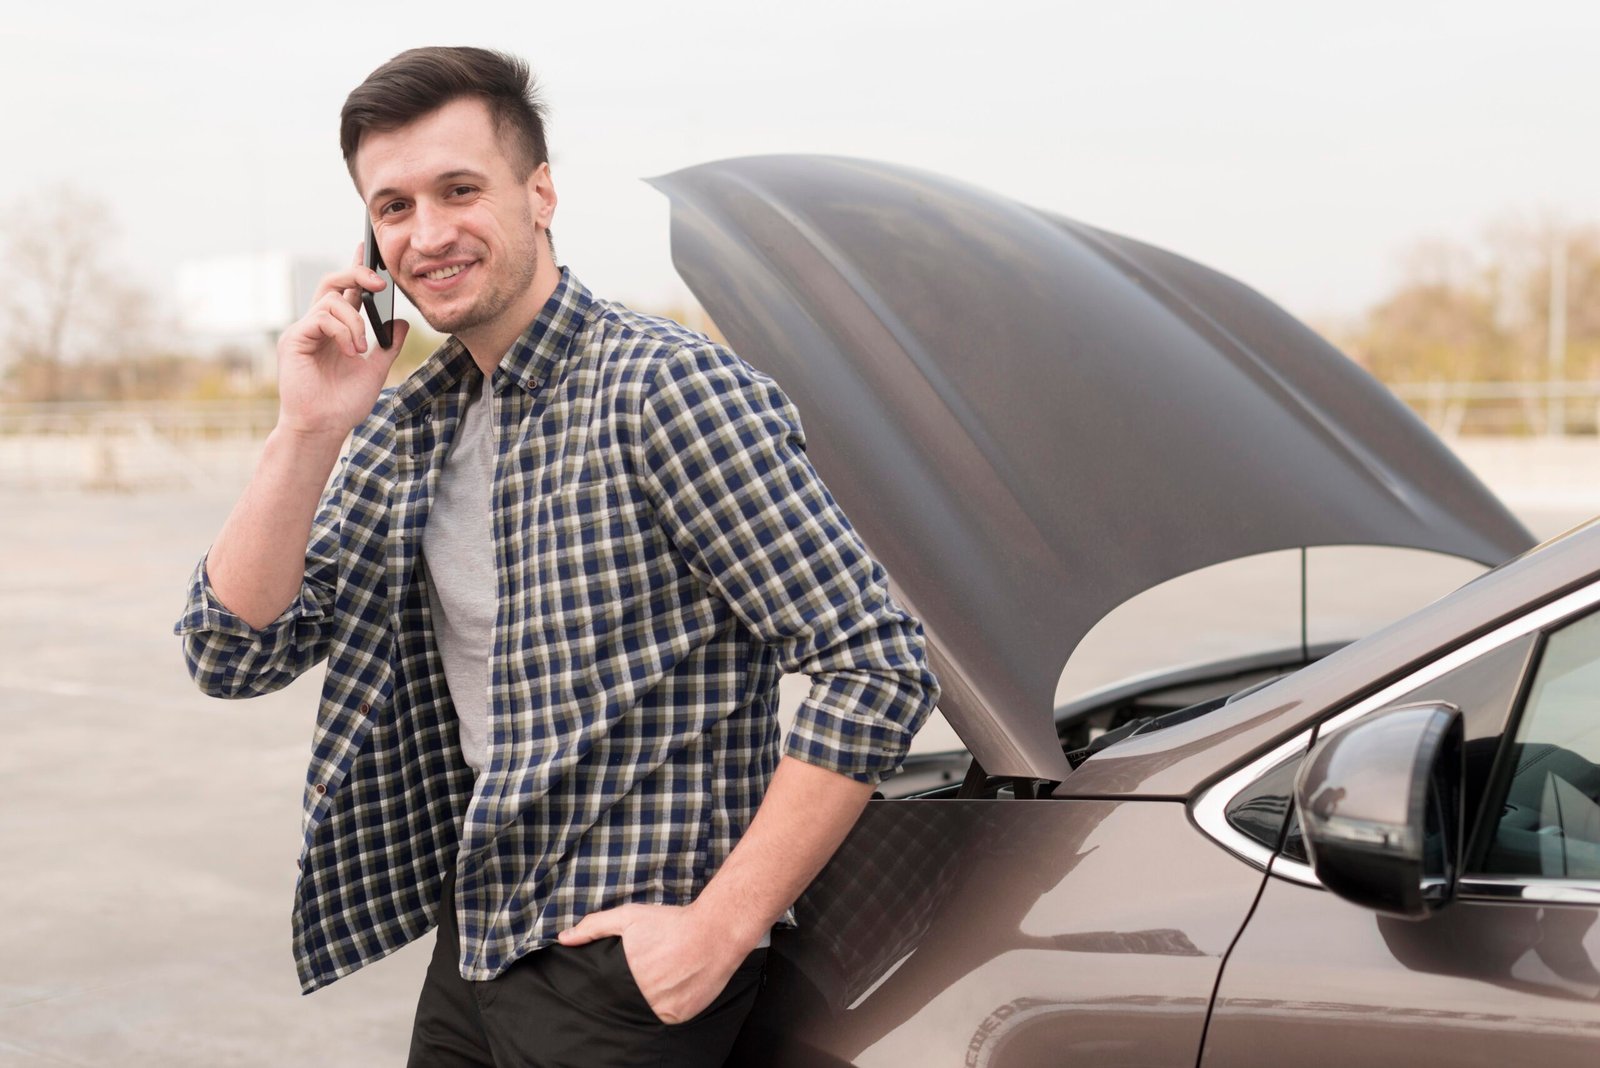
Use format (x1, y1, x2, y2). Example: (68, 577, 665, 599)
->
(362, 217, 395, 350)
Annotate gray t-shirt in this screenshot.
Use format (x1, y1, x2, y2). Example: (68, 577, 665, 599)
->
(421, 372, 496, 774)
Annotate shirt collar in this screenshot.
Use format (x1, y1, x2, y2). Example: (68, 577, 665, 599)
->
(391, 267, 594, 417)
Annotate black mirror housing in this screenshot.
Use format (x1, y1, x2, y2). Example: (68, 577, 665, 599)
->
(1295, 702, 1465, 919)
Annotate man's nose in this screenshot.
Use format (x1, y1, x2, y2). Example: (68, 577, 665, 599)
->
(410, 202, 458, 256)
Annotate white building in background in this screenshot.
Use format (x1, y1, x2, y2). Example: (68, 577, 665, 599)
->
(176, 252, 339, 378)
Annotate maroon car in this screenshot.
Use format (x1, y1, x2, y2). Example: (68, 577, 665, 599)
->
(649, 156, 1600, 1065)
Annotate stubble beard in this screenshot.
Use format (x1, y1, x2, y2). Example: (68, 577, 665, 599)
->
(399, 213, 542, 339)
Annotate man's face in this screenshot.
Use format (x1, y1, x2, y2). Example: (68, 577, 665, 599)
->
(353, 97, 557, 343)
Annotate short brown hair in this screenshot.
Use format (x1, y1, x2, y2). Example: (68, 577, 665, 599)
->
(340, 47, 549, 180)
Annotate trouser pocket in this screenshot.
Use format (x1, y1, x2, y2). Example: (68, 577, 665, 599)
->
(472, 935, 768, 1067)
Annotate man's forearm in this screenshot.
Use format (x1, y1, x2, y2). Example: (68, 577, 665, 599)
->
(205, 426, 346, 630)
(689, 755, 874, 945)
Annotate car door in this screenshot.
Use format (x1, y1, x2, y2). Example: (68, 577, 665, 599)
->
(1201, 584, 1600, 1066)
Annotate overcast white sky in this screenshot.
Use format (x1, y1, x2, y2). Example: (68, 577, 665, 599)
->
(5, 0, 1597, 326)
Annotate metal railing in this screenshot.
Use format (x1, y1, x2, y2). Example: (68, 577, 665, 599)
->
(1388, 380, 1600, 437)
(2, 380, 1597, 493)
(0, 400, 278, 491)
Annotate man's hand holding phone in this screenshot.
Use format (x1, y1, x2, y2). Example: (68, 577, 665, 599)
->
(275, 242, 409, 441)
(207, 238, 408, 631)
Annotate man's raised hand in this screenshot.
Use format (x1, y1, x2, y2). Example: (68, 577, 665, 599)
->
(275, 244, 410, 439)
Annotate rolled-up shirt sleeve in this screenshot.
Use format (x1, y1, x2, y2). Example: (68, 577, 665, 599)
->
(174, 486, 342, 700)
(630, 343, 939, 784)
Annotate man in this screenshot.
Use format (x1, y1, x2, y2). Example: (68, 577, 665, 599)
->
(177, 46, 937, 1067)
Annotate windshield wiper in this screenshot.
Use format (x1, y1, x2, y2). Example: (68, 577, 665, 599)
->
(1064, 672, 1292, 769)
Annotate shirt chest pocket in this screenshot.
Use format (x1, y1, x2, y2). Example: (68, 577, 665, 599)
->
(535, 480, 651, 632)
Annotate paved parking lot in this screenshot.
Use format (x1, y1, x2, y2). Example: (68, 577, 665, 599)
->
(1, 440, 1595, 1066)
(2, 490, 428, 1065)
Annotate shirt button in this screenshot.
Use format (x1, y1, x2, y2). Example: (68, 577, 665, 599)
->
(359, 702, 370, 715)
(314, 783, 326, 796)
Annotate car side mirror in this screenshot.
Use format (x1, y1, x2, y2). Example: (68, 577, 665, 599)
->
(1294, 702, 1464, 919)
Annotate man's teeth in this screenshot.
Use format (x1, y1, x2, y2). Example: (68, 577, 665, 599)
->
(423, 264, 466, 280)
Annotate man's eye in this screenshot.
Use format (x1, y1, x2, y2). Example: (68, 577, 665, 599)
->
(447, 186, 477, 198)
(380, 200, 408, 216)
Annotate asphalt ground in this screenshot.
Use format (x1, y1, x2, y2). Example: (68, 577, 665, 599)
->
(2, 490, 423, 1066)
(1, 450, 1595, 1066)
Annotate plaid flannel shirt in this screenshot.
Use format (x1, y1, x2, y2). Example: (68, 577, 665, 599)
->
(176, 269, 938, 992)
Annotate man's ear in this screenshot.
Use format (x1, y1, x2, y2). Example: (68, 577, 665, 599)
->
(529, 161, 557, 231)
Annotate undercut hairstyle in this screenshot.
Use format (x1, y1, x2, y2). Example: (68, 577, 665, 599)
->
(340, 46, 550, 181)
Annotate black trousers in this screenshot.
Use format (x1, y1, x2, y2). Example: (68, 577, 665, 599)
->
(407, 871, 767, 1068)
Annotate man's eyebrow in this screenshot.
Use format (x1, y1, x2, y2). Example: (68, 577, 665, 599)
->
(367, 170, 491, 209)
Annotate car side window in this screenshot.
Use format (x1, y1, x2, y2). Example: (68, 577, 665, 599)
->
(1481, 610, 1600, 879)
(1224, 633, 1537, 864)
(1226, 755, 1308, 863)
(1372, 632, 1540, 842)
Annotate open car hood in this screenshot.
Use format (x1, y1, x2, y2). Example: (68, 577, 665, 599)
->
(650, 155, 1534, 781)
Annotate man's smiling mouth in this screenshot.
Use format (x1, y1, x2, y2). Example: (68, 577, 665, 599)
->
(422, 264, 468, 281)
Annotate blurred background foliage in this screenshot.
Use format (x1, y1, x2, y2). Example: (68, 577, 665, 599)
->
(1337, 218, 1600, 385)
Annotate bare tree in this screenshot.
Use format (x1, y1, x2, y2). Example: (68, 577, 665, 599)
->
(0, 189, 153, 400)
